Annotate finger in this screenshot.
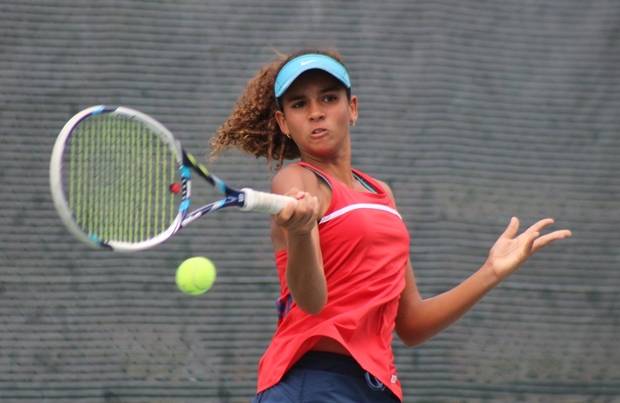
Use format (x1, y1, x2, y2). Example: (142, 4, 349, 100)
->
(308, 194, 319, 216)
(279, 195, 319, 233)
(284, 187, 301, 198)
(501, 216, 520, 239)
(531, 229, 572, 253)
(525, 231, 540, 250)
(283, 197, 299, 215)
(526, 218, 555, 235)
(288, 193, 317, 220)
(275, 198, 297, 223)
(299, 195, 320, 223)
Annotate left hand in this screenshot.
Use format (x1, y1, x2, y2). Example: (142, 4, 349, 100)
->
(485, 217, 572, 282)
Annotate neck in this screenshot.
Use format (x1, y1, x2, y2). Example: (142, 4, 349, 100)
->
(300, 144, 356, 188)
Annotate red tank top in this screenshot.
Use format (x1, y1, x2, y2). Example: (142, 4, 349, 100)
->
(256, 162, 410, 400)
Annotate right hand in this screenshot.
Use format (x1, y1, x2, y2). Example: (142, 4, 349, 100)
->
(274, 188, 320, 236)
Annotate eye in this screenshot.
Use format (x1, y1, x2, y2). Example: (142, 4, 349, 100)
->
(322, 94, 338, 103)
(290, 100, 305, 109)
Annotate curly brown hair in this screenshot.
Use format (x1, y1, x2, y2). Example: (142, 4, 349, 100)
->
(209, 48, 348, 169)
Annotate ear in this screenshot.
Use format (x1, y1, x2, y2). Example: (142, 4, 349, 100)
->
(348, 95, 359, 125)
(274, 110, 290, 137)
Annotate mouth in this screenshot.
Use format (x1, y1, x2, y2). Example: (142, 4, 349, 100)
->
(310, 128, 328, 137)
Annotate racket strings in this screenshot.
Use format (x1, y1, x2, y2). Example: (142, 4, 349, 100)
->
(65, 115, 179, 243)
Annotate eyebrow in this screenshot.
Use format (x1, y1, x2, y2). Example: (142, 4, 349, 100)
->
(284, 85, 343, 104)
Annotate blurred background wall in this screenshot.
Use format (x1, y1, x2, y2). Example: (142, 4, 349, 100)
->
(1, 1, 618, 402)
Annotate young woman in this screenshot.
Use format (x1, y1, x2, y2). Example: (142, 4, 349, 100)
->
(210, 49, 572, 402)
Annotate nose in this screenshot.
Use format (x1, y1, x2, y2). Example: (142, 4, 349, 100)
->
(307, 101, 325, 121)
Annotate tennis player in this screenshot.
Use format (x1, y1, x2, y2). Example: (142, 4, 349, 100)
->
(210, 49, 572, 402)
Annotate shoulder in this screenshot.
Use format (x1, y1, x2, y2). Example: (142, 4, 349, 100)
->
(354, 167, 397, 205)
(269, 163, 331, 251)
(271, 163, 324, 195)
(375, 178, 397, 205)
(352, 167, 394, 201)
(272, 162, 332, 217)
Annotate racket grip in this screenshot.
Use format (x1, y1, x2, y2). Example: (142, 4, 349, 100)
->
(241, 188, 295, 214)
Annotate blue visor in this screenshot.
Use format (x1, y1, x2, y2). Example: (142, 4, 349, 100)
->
(274, 53, 351, 98)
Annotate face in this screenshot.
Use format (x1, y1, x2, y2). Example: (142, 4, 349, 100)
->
(275, 69, 358, 160)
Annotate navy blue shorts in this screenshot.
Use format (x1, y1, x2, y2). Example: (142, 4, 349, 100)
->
(251, 351, 400, 403)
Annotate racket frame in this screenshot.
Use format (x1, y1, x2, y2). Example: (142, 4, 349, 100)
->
(50, 105, 292, 252)
(51, 106, 188, 251)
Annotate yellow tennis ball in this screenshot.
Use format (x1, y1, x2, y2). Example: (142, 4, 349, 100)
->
(175, 257, 217, 296)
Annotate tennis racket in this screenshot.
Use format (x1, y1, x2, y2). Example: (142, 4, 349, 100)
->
(50, 105, 293, 252)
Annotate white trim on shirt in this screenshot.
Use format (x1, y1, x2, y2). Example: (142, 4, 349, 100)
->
(319, 203, 402, 225)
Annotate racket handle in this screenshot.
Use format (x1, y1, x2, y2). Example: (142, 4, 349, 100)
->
(241, 188, 295, 214)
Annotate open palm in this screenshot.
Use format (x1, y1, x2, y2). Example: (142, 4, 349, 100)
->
(486, 217, 572, 282)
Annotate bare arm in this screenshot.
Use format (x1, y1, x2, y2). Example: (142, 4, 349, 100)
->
(396, 217, 572, 346)
(395, 258, 499, 346)
(271, 166, 328, 314)
(375, 180, 572, 346)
